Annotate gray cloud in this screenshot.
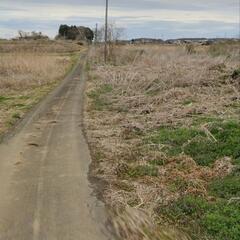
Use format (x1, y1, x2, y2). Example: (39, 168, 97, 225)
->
(0, 0, 239, 39)
(3, 0, 238, 11)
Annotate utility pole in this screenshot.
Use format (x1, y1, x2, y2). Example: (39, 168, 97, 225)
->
(104, 0, 109, 63)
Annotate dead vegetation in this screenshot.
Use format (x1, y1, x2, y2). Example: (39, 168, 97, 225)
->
(0, 40, 82, 136)
(85, 42, 240, 239)
(0, 53, 69, 91)
(0, 39, 81, 53)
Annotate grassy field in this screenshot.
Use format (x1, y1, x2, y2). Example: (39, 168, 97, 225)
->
(85, 41, 240, 240)
(0, 40, 82, 137)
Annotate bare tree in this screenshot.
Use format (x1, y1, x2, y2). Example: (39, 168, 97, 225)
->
(18, 30, 27, 39)
(95, 22, 125, 43)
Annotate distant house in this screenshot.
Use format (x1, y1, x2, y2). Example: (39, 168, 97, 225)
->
(118, 38, 239, 46)
(165, 39, 182, 45)
(165, 38, 240, 45)
(131, 38, 164, 44)
(57, 25, 94, 43)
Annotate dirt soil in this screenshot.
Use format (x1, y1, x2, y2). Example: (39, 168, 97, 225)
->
(0, 54, 113, 240)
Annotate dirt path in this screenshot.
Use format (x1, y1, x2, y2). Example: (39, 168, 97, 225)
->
(0, 54, 113, 240)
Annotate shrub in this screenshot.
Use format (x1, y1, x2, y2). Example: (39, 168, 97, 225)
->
(231, 68, 240, 79)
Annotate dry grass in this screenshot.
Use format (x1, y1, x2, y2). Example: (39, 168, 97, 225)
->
(0, 53, 70, 91)
(111, 207, 190, 240)
(0, 40, 82, 135)
(85, 42, 240, 239)
(0, 39, 81, 53)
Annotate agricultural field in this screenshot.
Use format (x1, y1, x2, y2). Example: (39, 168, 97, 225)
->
(0, 40, 82, 137)
(85, 41, 240, 240)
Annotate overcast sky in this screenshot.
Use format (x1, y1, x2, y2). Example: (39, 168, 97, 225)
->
(0, 0, 239, 39)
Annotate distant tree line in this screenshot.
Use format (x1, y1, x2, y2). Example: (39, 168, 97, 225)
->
(18, 31, 49, 40)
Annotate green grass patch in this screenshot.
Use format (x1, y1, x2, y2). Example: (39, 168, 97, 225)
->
(7, 112, 21, 127)
(192, 115, 223, 126)
(147, 126, 202, 157)
(209, 175, 240, 199)
(186, 121, 240, 166)
(169, 177, 190, 192)
(12, 112, 21, 119)
(127, 165, 159, 178)
(0, 95, 13, 103)
(87, 84, 113, 111)
(157, 196, 240, 240)
(147, 120, 240, 166)
(182, 99, 196, 106)
(149, 159, 165, 166)
(69, 53, 80, 69)
(12, 103, 26, 109)
(17, 95, 30, 100)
